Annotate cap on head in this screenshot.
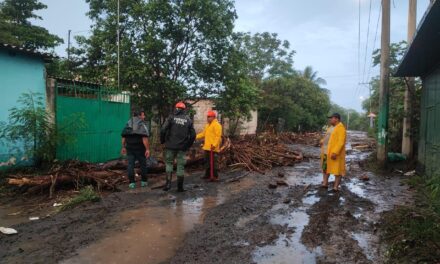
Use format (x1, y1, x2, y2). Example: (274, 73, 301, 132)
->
(328, 113, 341, 120)
(175, 102, 186, 109)
(207, 110, 216, 118)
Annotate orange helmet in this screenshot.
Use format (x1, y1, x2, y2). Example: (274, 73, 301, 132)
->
(207, 110, 216, 117)
(175, 102, 186, 109)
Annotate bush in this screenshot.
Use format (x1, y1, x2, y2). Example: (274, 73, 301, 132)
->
(60, 186, 100, 211)
(0, 92, 85, 166)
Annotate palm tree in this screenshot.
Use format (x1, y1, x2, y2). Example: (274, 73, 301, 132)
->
(300, 66, 327, 86)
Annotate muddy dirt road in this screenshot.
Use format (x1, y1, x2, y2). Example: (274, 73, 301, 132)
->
(0, 131, 413, 264)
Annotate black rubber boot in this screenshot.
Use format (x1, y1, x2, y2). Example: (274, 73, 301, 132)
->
(201, 168, 210, 179)
(177, 177, 186, 192)
(163, 173, 172, 191)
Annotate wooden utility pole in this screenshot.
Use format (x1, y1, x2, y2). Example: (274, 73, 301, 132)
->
(377, 0, 391, 166)
(402, 0, 417, 158)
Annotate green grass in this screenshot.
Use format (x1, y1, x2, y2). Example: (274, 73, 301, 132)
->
(381, 174, 440, 263)
(60, 186, 101, 211)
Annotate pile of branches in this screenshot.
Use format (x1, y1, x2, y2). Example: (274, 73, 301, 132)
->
(7, 161, 126, 197)
(278, 132, 322, 146)
(6, 153, 206, 196)
(220, 133, 303, 173)
(6, 132, 310, 195)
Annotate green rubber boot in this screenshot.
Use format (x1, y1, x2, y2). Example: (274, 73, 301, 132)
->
(129, 183, 136, 189)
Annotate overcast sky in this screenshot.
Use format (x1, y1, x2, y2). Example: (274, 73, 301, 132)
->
(35, 0, 432, 112)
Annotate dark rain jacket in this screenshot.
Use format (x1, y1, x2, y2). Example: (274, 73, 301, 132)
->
(121, 116, 150, 153)
(160, 109, 196, 151)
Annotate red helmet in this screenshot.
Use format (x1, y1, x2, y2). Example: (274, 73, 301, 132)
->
(175, 102, 186, 109)
(207, 110, 216, 117)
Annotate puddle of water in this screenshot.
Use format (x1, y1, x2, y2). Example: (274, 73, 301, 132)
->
(351, 232, 376, 261)
(254, 211, 322, 264)
(345, 180, 366, 198)
(286, 170, 322, 186)
(63, 177, 257, 264)
(254, 188, 322, 264)
(62, 196, 222, 264)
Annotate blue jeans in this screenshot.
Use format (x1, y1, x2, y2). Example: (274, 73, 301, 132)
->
(127, 151, 148, 183)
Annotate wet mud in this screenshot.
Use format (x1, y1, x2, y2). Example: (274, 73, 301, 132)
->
(0, 131, 414, 264)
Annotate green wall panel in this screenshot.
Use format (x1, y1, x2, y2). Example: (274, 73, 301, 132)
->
(56, 85, 130, 163)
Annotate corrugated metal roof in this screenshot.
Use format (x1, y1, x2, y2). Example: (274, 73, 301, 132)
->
(395, 0, 440, 77)
(0, 43, 57, 62)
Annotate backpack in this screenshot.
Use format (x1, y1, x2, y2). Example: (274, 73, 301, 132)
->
(121, 116, 149, 137)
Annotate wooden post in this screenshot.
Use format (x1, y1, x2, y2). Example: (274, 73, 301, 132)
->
(377, 0, 391, 166)
(402, 0, 417, 158)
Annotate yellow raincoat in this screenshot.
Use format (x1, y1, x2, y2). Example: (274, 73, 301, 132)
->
(196, 119, 222, 152)
(322, 122, 346, 176)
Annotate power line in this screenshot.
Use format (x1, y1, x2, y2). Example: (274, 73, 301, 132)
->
(355, 0, 362, 98)
(361, 0, 373, 84)
(366, 2, 382, 86)
(358, 0, 361, 81)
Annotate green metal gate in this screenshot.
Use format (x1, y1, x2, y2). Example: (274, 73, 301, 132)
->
(55, 81, 130, 163)
(420, 67, 440, 177)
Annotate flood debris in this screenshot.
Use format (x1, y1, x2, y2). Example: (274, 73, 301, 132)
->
(0, 227, 18, 235)
(222, 133, 304, 173)
(360, 174, 370, 181)
(5, 133, 308, 196)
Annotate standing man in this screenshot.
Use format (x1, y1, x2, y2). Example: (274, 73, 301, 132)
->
(160, 102, 196, 192)
(320, 113, 346, 192)
(121, 110, 150, 189)
(196, 110, 222, 181)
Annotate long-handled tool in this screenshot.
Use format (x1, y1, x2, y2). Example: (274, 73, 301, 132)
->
(210, 145, 215, 182)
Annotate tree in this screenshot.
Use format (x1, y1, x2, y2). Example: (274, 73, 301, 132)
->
(233, 32, 295, 84)
(363, 41, 421, 152)
(329, 104, 368, 131)
(0, 0, 63, 50)
(258, 75, 331, 132)
(70, 0, 236, 124)
(300, 66, 327, 86)
(215, 43, 259, 136)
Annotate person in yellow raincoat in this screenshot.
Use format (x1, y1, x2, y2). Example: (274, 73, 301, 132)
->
(196, 110, 222, 180)
(320, 113, 346, 192)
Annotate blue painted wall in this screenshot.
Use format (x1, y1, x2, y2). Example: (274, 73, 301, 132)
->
(0, 49, 46, 166)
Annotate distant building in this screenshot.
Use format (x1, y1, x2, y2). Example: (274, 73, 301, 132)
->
(190, 99, 258, 136)
(395, 0, 440, 177)
(0, 44, 54, 166)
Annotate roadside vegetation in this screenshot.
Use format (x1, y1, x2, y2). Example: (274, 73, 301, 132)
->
(381, 174, 440, 263)
(59, 186, 101, 211)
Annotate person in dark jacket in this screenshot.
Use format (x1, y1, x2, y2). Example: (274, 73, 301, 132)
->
(121, 110, 150, 189)
(160, 102, 196, 192)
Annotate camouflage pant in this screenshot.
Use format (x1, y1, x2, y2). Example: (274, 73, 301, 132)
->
(165, 150, 186, 178)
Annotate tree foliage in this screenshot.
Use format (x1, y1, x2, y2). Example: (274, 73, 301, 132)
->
(259, 75, 331, 132)
(362, 41, 421, 152)
(329, 104, 368, 132)
(0, 0, 63, 50)
(69, 0, 236, 124)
